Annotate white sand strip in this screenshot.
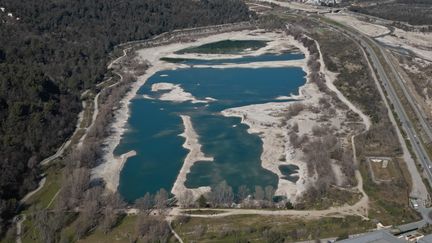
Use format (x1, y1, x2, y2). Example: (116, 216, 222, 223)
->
(151, 82, 214, 103)
(166, 32, 301, 61)
(184, 60, 306, 69)
(94, 150, 137, 192)
(171, 115, 214, 200)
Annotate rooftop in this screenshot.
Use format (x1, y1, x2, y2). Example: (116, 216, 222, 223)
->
(337, 230, 405, 243)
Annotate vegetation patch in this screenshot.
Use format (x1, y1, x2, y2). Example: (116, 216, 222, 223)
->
(175, 40, 268, 54)
(173, 214, 374, 242)
(160, 57, 192, 63)
(278, 13, 418, 224)
(184, 209, 227, 215)
(368, 158, 398, 183)
(361, 158, 421, 225)
(349, 0, 432, 26)
(0, 0, 251, 233)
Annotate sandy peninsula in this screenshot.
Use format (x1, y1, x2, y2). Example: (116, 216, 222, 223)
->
(150, 82, 214, 103)
(171, 115, 214, 199)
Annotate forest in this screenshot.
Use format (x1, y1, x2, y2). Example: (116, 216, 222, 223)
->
(349, 0, 432, 26)
(0, 0, 251, 235)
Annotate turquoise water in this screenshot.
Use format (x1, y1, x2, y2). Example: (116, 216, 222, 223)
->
(116, 52, 306, 202)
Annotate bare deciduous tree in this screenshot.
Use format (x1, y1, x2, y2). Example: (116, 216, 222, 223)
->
(292, 122, 299, 133)
(134, 214, 171, 242)
(56, 167, 90, 210)
(264, 186, 275, 203)
(75, 186, 103, 239)
(254, 186, 264, 201)
(100, 192, 125, 234)
(236, 185, 250, 203)
(284, 103, 305, 120)
(34, 209, 55, 243)
(135, 192, 154, 215)
(155, 189, 169, 214)
(209, 181, 234, 207)
(178, 190, 194, 208)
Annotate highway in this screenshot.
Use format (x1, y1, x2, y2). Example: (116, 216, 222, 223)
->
(330, 23, 432, 194)
(288, 14, 432, 202)
(258, 0, 432, 201)
(260, 0, 432, 199)
(378, 47, 432, 144)
(262, 0, 432, 196)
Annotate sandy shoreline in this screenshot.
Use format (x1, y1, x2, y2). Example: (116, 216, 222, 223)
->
(94, 150, 137, 192)
(221, 32, 371, 202)
(93, 29, 316, 197)
(171, 115, 214, 200)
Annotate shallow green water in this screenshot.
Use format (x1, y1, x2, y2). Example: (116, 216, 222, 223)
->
(279, 164, 300, 182)
(175, 40, 268, 54)
(116, 52, 306, 202)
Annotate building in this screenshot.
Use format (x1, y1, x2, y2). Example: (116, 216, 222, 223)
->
(337, 230, 405, 243)
(418, 234, 432, 243)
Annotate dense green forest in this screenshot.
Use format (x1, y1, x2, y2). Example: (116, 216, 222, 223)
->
(0, 0, 250, 234)
(350, 0, 432, 26)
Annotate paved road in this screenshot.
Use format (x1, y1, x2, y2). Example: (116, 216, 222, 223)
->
(378, 47, 432, 143)
(268, 1, 432, 202)
(265, 1, 432, 204)
(333, 24, 432, 199)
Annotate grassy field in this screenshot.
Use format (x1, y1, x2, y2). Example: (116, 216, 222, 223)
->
(361, 157, 421, 225)
(22, 163, 63, 211)
(173, 214, 374, 242)
(18, 163, 65, 243)
(76, 215, 137, 243)
(184, 210, 228, 215)
(297, 188, 362, 210)
(369, 159, 397, 182)
(76, 215, 177, 243)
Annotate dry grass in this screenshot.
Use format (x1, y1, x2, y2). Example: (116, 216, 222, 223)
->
(362, 157, 421, 225)
(369, 159, 398, 182)
(173, 214, 374, 242)
(277, 13, 419, 225)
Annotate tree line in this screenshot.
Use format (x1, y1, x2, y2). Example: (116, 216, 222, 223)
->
(349, 1, 432, 26)
(0, 0, 251, 236)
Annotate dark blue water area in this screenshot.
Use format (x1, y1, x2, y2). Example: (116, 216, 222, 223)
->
(184, 114, 278, 192)
(164, 52, 305, 66)
(115, 100, 188, 201)
(279, 164, 300, 183)
(117, 58, 306, 202)
(143, 67, 306, 111)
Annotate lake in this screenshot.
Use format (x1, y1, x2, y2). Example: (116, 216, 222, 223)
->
(115, 48, 306, 202)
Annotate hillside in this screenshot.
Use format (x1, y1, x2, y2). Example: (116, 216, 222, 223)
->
(0, 0, 250, 235)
